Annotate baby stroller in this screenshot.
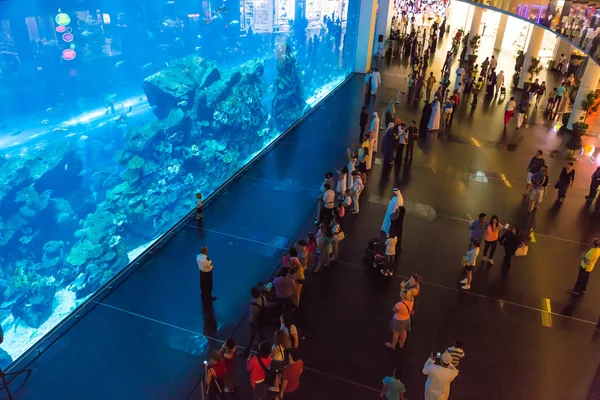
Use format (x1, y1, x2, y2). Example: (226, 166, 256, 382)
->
(499, 85, 506, 97)
(364, 238, 386, 269)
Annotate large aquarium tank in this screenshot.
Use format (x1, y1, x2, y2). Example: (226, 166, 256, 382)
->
(0, 0, 359, 366)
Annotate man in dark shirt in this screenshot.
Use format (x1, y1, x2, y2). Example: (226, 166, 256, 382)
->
(528, 79, 541, 101)
(586, 166, 600, 202)
(406, 120, 419, 160)
(524, 150, 545, 195)
(528, 165, 549, 212)
(359, 106, 368, 143)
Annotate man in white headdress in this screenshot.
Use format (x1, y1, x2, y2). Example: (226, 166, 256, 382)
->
(381, 188, 404, 235)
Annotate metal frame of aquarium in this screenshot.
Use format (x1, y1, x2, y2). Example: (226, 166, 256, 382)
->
(6, 72, 356, 375)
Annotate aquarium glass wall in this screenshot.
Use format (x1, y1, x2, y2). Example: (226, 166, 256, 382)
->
(0, 0, 359, 366)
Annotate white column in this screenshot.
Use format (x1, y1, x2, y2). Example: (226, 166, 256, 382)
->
(354, 0, 378, 73)
(374, 0, 394, 57)
(494, 13, 508, 51)
(466, 7, 483, 58)
(517, 25, 544, 89)
(567, 62, 600, 129)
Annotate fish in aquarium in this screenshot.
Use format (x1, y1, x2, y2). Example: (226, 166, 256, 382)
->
(0, 0, 359, 365)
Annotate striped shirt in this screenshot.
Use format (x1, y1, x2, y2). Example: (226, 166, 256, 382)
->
(446, 346, 465, 367)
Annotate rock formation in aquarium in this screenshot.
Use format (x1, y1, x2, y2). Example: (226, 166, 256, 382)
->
(0, 55, 271, 334)
(271, 41, 306, 131)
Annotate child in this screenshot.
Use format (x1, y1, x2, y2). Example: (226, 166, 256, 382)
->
(382, 232, 398, 276)
(331, 216, 343, 261)
(460, 238, 480, 290)
(196, 192, 203, 219)
(380, 368, 406, 400)
(443, 99, 453, 125)
(446, 340, 465, 368)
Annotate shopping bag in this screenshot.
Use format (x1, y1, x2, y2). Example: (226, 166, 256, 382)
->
(515, 245, 528, 257)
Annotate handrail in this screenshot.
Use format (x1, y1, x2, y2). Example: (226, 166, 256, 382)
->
(456, 0, 600, 68)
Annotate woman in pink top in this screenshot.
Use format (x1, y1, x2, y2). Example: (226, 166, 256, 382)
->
(384, 292, 414, 350)
(482, 215, 502, 265)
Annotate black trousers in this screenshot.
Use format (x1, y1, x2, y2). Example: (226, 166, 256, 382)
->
(359, 124, 367, 143)
(573, 267, 591, 293)
(200, 270, 213, 299)
(406, 140, 414, 159)
(502, 253, 512, 273)
(395, 144, 405, 164)
(483, 240, 497, 259)
(246, 323, 265, 353)
(588, 182, 600, 199)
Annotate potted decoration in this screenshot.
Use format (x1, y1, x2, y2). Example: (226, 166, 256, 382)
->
(468, 35, 481, 64)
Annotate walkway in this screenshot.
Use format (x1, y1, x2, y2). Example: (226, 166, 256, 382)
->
(8, 34, 600, 399)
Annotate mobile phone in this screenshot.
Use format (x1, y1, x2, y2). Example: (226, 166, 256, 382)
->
(436, 352, 441, 358)
(505, 223, 510, 229)
(203, 360, 208, 365)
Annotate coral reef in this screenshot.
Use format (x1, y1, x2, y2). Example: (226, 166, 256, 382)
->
(271, 41, 306, 130)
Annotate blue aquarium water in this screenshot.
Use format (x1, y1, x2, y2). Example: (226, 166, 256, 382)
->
(0, 0, 359, 366)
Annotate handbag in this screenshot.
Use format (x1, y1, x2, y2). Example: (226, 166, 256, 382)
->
(256, 355, 276, 386)
(515, 245, 528, 256)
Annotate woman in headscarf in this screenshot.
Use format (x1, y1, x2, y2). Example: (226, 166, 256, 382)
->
(382, 122, 398, 165)
(381, 188, 404, 235)
(427, 97, 441, 131)
(486, 70, 497, 97)
(495, 70, 505, 96)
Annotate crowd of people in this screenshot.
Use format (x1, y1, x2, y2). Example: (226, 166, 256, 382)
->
(192, 5, 600, 399)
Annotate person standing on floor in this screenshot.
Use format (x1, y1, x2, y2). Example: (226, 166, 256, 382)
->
(426, 72, 436, 103)
(490, 55, 497, 72)
(278, 349, 304, 398)
(482, 215, 502, 265)
(496, 70, 505, 95)
(314, 227, 334, 274)
(385, 101, 396, 127)
(443, 98, 454, 125)
(527, 79, 540, 102)
(384, 291, 414, 349)
(535, 81, 547, 107)
(553, 82, 567, 117)
(445, 340, 465, 368)
(471, 77, 482, 106)
(428, 96, 441, 131)
(390, 206, 406, 254)
(243, 287, 267, 355)
(406, 121, 418, 160)
(528, 165, 549, 213)
(383, 123, 399, 165)
(381, 188, 404, 235)
(246, 341, 272, 400)
(524, 150, 545, 195)
(486, 70, 497, 97)
(480, 57, 490, 78)
(370, 112, 381, 156)
(587, 166, 600, 203)
(516, 98, 529, 129)
(319, 183, 335, 224)
(382, 231, 398, 277)
(568, 239, 600, 295)
(359, 106, 368, 143)
(380, 369, 407, 400)
(460, 238, 480, 290)
(350, 171, 364, 215)
(469, 213, 487, 246)
(499, 225, 523, 275)
(555, 162, 575, 202)
(454, 65, 464, 90)
(197, 246, 217, 302)
(423, 351, 458, 400)
(395, 123, 408, 165)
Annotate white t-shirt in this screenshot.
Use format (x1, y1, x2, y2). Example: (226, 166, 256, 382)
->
(505, 100, 516, 111)
(353, 177, 364, 193)
(386, 237, 398, 255)
(196, 253, 213, 272)
(322, 189, 335, 209)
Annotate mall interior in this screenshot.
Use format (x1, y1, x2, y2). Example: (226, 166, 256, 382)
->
(2, 0, 600, 398)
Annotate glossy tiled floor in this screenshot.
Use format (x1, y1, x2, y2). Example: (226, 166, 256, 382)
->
(9, 35, 600, 400)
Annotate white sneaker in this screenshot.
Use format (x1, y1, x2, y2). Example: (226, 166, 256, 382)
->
(459, 278, 468, 284)
(380, 269, 386, 275)
(461, 284, 471, 290)
(488, 259, 495, 265)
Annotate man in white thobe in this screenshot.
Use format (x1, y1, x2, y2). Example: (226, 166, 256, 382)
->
(423, 352, 458, 400)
